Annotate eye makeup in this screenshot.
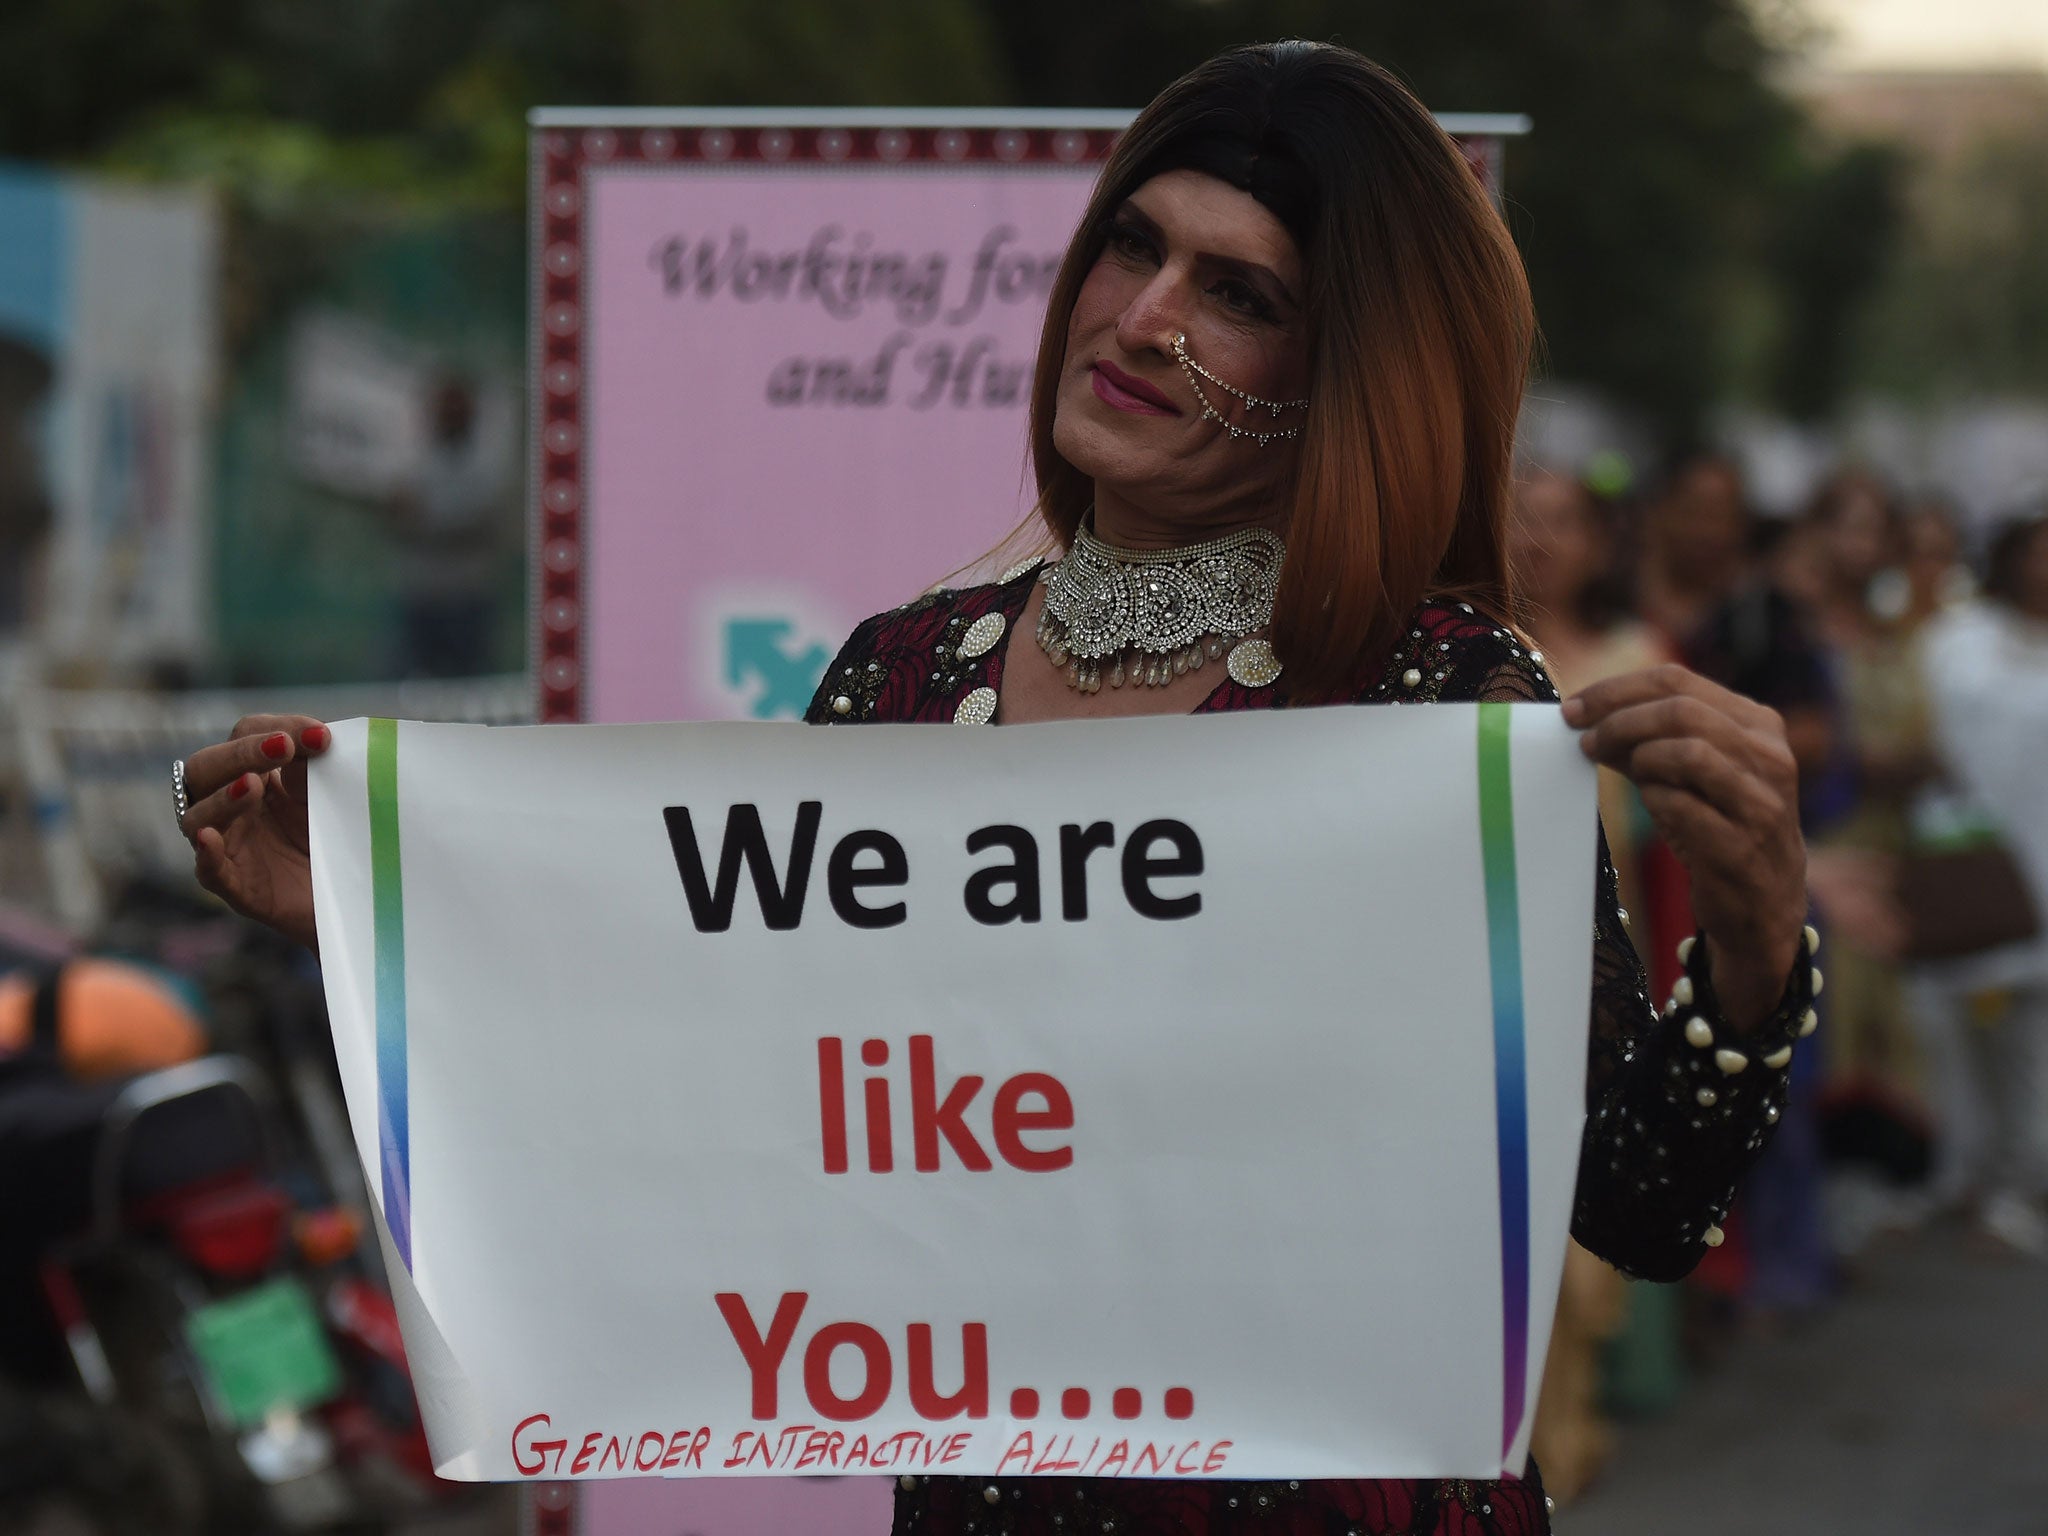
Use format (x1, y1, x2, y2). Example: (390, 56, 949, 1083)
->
(1103, 201, 1299, 320)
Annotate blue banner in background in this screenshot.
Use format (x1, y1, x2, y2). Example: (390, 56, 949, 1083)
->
(0, 163, 69, 356)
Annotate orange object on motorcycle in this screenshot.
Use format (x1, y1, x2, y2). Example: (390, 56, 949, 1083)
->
(294, 1207, 363, 1269)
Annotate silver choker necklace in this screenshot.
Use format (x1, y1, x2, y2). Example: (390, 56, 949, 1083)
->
(1035, 521, 1286, 692)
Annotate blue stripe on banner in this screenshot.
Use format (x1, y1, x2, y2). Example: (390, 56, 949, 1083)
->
(1477, 702, 1531, 1461)
(368, 718, 412, 1271)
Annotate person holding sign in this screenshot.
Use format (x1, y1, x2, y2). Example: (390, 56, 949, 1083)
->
(175, 40, 1812, 1536)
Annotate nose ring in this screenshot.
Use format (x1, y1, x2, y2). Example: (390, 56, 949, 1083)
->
(1171, 333, 1309, 447)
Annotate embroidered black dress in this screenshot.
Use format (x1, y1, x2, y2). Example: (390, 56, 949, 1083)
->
(804, 560, 1814, 1536)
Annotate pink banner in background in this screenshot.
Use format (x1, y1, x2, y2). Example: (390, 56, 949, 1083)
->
(586, 164, 1090, 722)
(535, 123, 1114, 726)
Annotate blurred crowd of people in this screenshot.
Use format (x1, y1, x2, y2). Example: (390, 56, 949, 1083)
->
(1514, 451, 2048, 1500)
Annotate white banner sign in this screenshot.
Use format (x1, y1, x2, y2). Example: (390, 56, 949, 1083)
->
(307, 703, 1596, 1484)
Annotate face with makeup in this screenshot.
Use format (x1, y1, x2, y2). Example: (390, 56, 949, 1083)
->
(1051, 169, 1310, 544)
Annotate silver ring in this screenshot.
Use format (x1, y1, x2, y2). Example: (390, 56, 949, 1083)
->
(172, 758, 190, 832)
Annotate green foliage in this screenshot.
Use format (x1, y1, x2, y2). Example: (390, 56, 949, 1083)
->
(0, 0, 250, 159)
(980, 0, 1813, 431)
(596, 0, 1009, 107)
(0, 0, 1930, 434)
(1853, 131, 2048, 401)
(1, 0, 1011, 202)
(1277, 0, 1804, 432)
(96, 115, 467, 211)
(1759, 139, 1906, 420)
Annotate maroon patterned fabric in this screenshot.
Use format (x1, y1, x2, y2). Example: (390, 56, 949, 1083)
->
(805, 564, 1813, 1536)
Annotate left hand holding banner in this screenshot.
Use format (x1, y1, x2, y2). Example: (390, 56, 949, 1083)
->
(306, 704, 1595, 1481)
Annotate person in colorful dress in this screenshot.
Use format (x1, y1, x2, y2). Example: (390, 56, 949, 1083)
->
(173, 42, 1814, 1535)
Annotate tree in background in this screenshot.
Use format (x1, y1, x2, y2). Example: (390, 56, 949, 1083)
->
(1, 0, 1841, 441)
(1853, 128, 2048, 402)
(982, 0, 1811, 435)
(1758, 139, 1907, 422)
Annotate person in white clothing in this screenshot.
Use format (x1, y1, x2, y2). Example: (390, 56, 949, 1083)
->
(1916, 515, 2048, 1255)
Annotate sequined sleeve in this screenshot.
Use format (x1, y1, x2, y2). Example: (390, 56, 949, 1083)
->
(1466, 646, 1815, 1282)
(803, 579, 1030, 726)
(1574, 866, 1818, 1280)
(805, 611, 895, 725)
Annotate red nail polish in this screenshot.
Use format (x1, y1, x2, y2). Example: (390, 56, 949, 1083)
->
(230, 775, 253, 800)
(261, 732, 291, 760)
(302, 725, 330, 751)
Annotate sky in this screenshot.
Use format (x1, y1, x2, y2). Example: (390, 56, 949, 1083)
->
(1807, 0, 2048, 71)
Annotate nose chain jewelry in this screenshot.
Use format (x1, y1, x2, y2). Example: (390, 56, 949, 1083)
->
(1035, 519, 1286, 692)
(1172, 332, 1309, 447)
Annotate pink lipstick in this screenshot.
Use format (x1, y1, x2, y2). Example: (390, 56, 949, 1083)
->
(1090, 360, 1182, 416)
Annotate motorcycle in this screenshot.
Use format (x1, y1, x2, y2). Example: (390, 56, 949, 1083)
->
(6, 925, 448, 1531)
(95, 885, 454, 1509)
(37, 1050, 362, 1531)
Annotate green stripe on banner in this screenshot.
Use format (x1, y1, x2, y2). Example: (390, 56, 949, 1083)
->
(367, 718, 412, 1270)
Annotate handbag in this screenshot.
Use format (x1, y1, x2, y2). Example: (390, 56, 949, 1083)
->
(1898, 840, 2043, 961)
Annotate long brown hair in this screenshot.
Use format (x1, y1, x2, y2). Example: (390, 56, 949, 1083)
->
(1027, 42, 1535, 698)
